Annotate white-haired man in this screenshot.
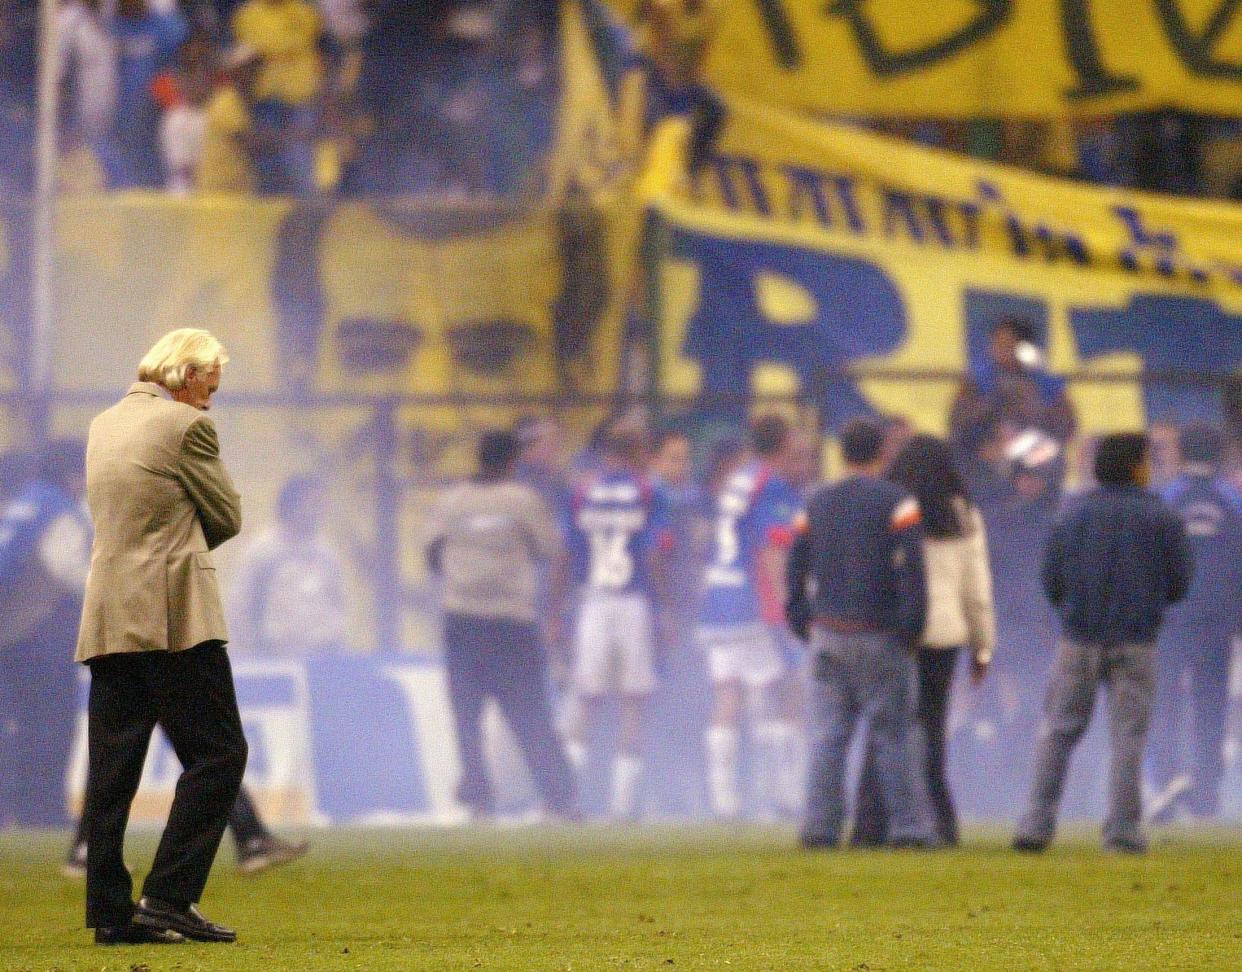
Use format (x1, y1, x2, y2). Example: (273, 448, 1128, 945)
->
(78, 329, 246, 945)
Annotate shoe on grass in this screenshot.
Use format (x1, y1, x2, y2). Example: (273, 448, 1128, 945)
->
(135, 897, 236, 943)
(95, 922, 185, 945)
(238, 835, 310, 876)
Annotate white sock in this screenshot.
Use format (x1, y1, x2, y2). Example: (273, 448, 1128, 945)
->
(610, 754, 644, 818)
(704, 724, 740, 819)
(566, 740, 588, 773)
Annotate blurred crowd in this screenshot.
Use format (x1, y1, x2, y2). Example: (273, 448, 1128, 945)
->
(3, 1, 1241, 199)
(867, 113, 1242, 201)
(0, 0, 569, 197)
(4, 319, 1242, 832)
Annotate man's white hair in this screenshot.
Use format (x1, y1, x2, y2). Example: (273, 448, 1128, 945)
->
(138, 329, 229, 390)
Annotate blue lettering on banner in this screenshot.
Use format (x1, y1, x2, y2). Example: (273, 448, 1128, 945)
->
(1071, 294, 1242, 421)
(671, 228, 906, 428)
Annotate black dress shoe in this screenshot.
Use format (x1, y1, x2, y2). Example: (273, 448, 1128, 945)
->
(135, 897, 236, 943)
(95, 922, 186, 945)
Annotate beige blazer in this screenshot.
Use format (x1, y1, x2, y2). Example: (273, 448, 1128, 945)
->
(76, 382, 242, 662)
(921, 505, 997, 664)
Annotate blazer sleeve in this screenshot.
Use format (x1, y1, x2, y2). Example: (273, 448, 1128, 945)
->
(963, 511, 997, 665)
(176, 416, 242, 550)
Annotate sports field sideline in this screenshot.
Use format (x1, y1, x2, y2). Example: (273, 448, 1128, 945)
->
(1, 826, 1237, 971)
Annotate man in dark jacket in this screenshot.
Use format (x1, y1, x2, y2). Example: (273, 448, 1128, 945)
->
(1148, 422, 1242, 821)
(787, 418, 933, 849)
(1014, 432, 1191, 854)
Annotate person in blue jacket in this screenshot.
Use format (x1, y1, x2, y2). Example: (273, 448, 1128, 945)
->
(1147, 422, 1242, 822)
(1014, 432, 1191, 854)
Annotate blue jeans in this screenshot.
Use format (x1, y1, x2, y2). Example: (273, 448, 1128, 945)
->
(1016, 638, 1155, 848)
(251, 100, 317, 196)
(802, 628, 931, 845)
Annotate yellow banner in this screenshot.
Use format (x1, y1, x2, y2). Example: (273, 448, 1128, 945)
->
(651, 99, 1242, 431)
(617, 0, 1242, 118)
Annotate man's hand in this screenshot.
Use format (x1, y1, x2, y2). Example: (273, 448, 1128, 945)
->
(970, 655, 991, 686)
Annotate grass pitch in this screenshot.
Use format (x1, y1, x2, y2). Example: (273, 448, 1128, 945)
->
(1, 825, 1238, 971)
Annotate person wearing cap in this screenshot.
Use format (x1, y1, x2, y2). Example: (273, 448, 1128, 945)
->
(425, 429, 578, 820)
(1147, 422, 1242, 822)
(1014, 432, 1191, 854)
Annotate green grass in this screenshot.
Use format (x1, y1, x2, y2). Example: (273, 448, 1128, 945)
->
(1, 826, 1239, 971)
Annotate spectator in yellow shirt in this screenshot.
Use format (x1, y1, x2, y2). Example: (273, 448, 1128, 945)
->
(196, 44, 263, 194)
(231, 0, 323, 194)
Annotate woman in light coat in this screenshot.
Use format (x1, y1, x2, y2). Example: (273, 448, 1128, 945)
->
(853, 434, 996, 846)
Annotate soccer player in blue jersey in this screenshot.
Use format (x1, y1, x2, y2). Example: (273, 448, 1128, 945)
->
(565, 426, 673, 818)
(697, 414, 804, 819)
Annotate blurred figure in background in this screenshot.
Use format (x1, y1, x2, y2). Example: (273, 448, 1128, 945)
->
(195, 42, 263, 194)
(426, 429, 577, 820)
(696, 414, 802, 820)
(230, 475, 349, 657)
(0, 440, 90, 828)
(515, 415, 573, 529)
(1015, 433, 1190, 853)
(564, 426, 671, 819)
(1148, 423, 1242, 823)
(951, 317, 1077, 447)
(230, 0, 323, 195)
(761, 426, 822, 819)
(644, 427, 711, 817)
(112, 0, 187, 188)
(951, 323, 1068, 816)
(787, 418, 934, 849)
(153, 31, 216, 194)
(852, 435, 996, 847)
(56, 0, 120, 185)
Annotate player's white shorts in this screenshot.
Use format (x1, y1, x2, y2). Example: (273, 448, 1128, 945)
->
(574, 591, 658, 696)
(696, 622, 783, 689)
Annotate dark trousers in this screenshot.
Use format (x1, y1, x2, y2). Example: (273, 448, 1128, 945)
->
(1149, 624, 1234, 817)
(854, 648, 960, 845)
(83, 642, 247, 928)
(443, 613, 576, 816)
(74, 785, 268, 854)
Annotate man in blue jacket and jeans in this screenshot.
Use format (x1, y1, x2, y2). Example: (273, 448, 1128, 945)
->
(787, 418, 934, 849)
(1014, 432, 1191, 853)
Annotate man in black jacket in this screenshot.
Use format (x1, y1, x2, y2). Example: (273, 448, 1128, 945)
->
(1014, 432, 1191, 854)
(787, 418, 934, 849)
